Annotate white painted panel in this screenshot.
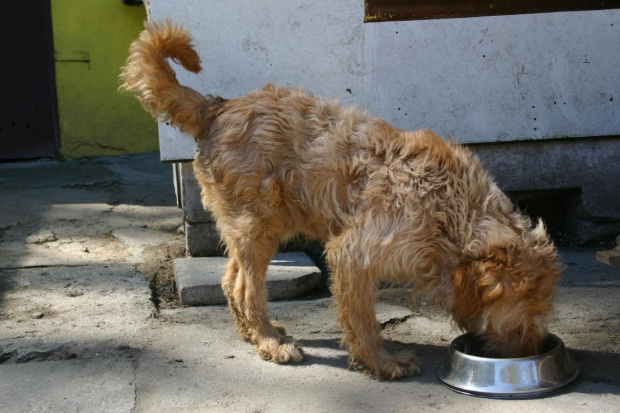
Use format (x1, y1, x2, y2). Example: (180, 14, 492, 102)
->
(149, 1, 620, 161)
(158, 123, 198, 162)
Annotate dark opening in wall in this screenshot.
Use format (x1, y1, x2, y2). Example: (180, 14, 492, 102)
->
(506, 188, 612, 247)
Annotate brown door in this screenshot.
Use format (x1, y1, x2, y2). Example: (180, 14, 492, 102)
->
(0, 0, 59, 160)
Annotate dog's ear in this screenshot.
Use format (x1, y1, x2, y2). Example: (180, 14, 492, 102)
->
(452, 245, 513, 327)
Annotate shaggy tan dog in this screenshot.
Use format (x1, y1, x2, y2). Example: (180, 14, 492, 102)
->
(121, 20, 562, 379)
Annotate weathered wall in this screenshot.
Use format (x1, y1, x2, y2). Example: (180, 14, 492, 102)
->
(471, 138, 620, 244)
(51, 0, 157, 159)
(148, 0, 619, 161)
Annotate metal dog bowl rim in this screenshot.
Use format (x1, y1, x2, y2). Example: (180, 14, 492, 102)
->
(437, 333, 580, 399)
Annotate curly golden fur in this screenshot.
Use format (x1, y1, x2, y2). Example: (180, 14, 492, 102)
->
(121, 20, 563, 380)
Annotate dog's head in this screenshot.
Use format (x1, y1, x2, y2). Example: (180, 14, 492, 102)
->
(452, 218, 562, 357)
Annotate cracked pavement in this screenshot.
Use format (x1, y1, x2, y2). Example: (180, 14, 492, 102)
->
(1, 154, 619, 412)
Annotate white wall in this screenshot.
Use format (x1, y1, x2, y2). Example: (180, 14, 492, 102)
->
(148, 1, 620, 161)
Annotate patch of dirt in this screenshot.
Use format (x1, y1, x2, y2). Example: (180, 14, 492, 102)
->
(136, 238, 186, 309)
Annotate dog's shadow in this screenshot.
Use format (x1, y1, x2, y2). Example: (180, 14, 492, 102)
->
(568, 348, 620, 391)
(298, 337, 449, 384)
(298, 337, 620, 394)
(297, 337, 348, 369)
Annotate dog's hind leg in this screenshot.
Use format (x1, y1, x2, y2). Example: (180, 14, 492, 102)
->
(326, 232, 421, 380)
(222, 249, 287, 341)
(221, 257, 254, 341)
(225, 237, 304, 364)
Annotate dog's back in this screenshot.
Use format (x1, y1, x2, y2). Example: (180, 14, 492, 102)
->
(193, 81, 485, 248)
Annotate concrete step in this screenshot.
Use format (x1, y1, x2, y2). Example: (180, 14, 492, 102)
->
(174, 251, 322, 306)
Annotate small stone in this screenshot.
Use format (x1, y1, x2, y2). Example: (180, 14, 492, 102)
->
(596, 250, 620, 270)
(31, 312, 44, 319)
(25, 230, 57, 245)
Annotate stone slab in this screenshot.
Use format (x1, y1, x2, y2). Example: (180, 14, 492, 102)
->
(113, 227, 177, 263)
(0, 357, 136, 413)
(0, 265, 157, 348)
(174, 251, 322, 305)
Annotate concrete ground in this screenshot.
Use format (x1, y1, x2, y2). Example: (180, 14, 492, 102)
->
(1, 154, 619, 413)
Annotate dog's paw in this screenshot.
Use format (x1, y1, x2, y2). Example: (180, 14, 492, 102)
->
(375, 350, 421, 380)
(257, 337, 305, 364)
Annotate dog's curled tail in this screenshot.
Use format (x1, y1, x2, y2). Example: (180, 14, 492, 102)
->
(120, 19, 215, 139)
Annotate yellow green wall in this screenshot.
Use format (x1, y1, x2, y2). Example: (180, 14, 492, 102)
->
(51, 0, 157, 159)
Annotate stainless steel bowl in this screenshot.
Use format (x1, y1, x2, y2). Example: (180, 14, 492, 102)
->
(437, 333, 580, 399)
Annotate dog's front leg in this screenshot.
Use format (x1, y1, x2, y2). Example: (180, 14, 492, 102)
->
(327, 243, 421, 380)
